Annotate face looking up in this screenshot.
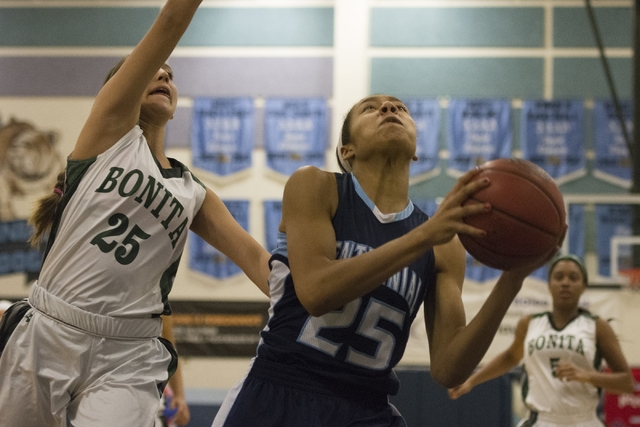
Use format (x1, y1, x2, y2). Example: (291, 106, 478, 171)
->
(340, 95, 417, 168)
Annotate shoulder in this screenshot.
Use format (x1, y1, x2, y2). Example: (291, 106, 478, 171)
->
(287, 166, 336, 188)
(284, 166, 338, 203)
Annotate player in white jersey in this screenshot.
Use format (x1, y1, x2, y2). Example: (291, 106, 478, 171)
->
(0, 1, 270, 426)
(449, 254, 634, 427)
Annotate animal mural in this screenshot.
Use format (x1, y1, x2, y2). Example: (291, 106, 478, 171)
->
(0, 118, 65, 221)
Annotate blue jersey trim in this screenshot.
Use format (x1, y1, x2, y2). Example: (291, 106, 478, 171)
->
(351, 173, 414, 223)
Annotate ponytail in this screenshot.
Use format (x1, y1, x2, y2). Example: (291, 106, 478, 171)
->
(28, 170, 65, 248)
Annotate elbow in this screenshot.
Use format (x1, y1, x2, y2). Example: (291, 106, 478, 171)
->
(429, 365, 468, 389)
(298, 295, 332, 317)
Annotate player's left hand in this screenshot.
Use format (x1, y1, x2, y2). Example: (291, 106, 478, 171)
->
(556, 361, 591, 384)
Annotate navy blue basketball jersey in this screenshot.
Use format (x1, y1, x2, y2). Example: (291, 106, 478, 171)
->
(257, 173, 436, 399)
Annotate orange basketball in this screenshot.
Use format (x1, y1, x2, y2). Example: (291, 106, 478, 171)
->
(458, 158, 567, 270)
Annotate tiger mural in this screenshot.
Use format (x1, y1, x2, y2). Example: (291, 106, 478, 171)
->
(0, 118, 65, 221)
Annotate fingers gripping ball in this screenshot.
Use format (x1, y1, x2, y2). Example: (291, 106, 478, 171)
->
(459, 158, 567, 270)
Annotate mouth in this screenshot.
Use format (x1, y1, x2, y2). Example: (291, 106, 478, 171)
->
(380, 116, 403, 126)
(149, 86, 171, 100)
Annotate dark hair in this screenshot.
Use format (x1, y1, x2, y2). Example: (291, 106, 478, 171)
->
(335, 106, 356, 173)
(28, 170, 65, 248)
(103, 56, 128, 86)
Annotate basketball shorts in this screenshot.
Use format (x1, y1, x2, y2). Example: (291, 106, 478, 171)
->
(212, 372, 407, 427)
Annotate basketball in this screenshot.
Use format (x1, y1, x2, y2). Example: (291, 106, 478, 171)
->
(458, 158, 567, 270)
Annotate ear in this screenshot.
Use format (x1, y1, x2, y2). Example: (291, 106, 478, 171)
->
(340, 144, 355, 163)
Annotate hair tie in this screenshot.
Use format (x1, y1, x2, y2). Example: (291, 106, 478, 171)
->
(53, 188, 63, 196)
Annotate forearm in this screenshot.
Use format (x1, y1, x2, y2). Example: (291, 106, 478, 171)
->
(431, 273, 523, 386)
(584, 371, 634, 395)
(466, 351, 520, 389)
(293, 225, 431, 316)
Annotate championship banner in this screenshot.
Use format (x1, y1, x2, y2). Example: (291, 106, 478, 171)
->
(446, 99, 512, 177)
(263, 200, 282, 254)
(521, 100, 586, 184)
(593, 100, 633, 188)
(189, 200, 250, 279)
(169, 300, 270, 357)
(595, 204, 632, 277)
(604, 368, 640, 427)
(0, 220, 42, 280)
(191, 97, 254, 178)
(264, 98, 327, 177)
(404, 99, 441, 183)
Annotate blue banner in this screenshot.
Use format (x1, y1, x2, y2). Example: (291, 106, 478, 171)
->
(404, 99, 441, 181)
(189, 200, 250, 279)
(521, 100, 585, 184)
(264, 98, 327, 176)
(446, 99, 512, 176)
(593, 100, 633, 188)
(0, 220, 42, 279)
(595, 204, 632, 277)
(263, 200, 283, 254)
(191, 97, 254, 177)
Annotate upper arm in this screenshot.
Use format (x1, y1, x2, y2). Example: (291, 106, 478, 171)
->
(596, 317, 630, 373)
(424, 237, 467, 359)
(190, 188, 271, 296)
(281, 167, 338, 302)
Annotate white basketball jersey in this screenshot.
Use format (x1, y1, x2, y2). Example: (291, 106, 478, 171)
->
(522, 310, 601, 417)
(37, 126, 206, 317)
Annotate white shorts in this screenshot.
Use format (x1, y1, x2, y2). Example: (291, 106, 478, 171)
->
(0, 294, 174, 427)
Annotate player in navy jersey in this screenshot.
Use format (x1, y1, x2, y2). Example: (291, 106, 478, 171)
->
(212, 94, 558, 427)
(449, 254, 633, 427)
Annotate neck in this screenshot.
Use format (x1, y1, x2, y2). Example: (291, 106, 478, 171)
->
(551, 306, 579, 329)
(140, 121, 170, 168)
(351, 159, 410, 214)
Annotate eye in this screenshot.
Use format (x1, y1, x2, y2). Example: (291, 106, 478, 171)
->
(363, 105, 375, 112)
(397, 105, 408, 112)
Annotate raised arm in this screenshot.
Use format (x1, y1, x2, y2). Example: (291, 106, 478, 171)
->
(283, 166, 490, 317)
(190, 188, 271, 297)
(448, 315, 530, 399)
(71, 0, 203, 160)
(556, 317, 634, 395)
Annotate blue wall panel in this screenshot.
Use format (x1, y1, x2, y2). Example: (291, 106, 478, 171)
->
(554, 7, 632, 48)
(553, 57, 632, 98)
(0, 8, 156, 46)
(371, 7, 544, 47)
(371, 58, 543, 98)
(181, 8, 333, 47)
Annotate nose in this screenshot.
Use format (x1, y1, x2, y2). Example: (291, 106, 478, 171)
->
(380, 101, 398, 114)
(157, 69, 170, 82)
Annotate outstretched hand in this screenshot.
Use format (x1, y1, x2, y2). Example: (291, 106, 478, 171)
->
(423, 168, 491, 248)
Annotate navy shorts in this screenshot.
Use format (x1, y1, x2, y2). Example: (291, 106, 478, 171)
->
(212, 373, 407, 427)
